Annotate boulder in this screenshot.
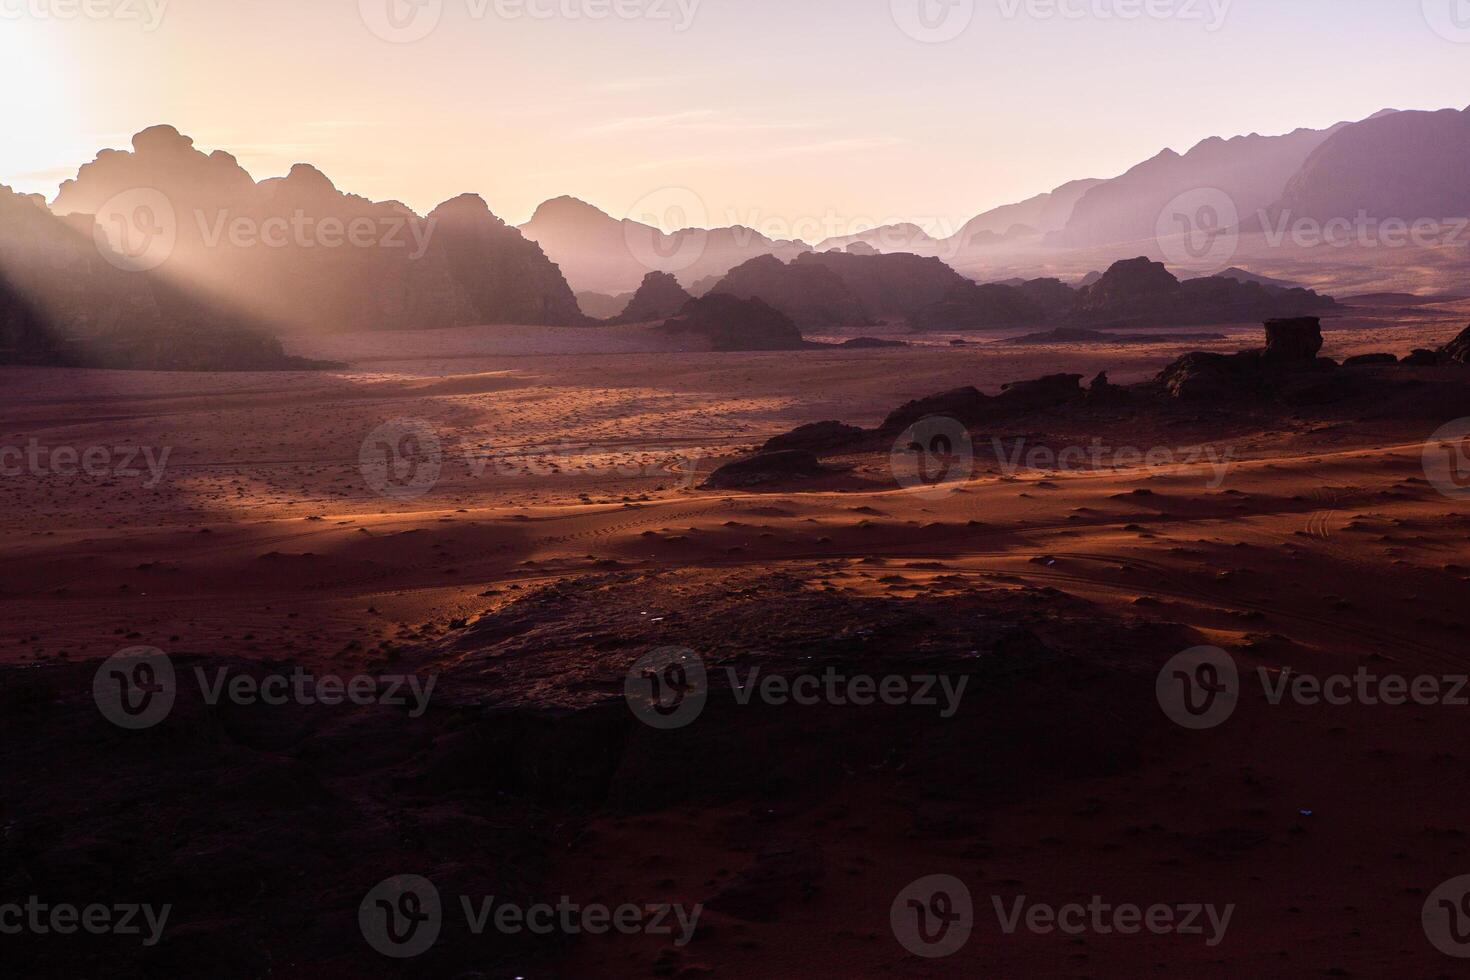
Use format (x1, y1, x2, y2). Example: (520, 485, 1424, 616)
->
(702, 451, 829, 489)
(1262, 317, 1324, 363)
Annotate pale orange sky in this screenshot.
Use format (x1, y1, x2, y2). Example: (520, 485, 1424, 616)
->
(4, 0, 1468, 234)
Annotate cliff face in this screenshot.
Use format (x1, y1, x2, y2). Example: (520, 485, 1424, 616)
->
(50, 126, 585, 333)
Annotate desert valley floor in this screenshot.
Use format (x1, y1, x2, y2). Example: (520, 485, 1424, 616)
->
(5, 302, 1470, 977)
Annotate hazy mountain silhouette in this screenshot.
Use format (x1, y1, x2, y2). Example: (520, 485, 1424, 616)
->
(0, 181, 320, 369)
(814, 179, 1102, 258)
(795, 250, 972, 320)
(519, 195, 809, 295)
(1052, 121, 1368, 248)
(1068, 257, 1338, 327)
(709, 254, 870, 327)
(53, 125, 584, 332)
(608, 271, 693, 324)
(1262, 107, 1470, 227)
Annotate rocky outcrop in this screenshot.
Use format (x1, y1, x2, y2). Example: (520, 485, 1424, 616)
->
(656, 294, 807, 351)
(1343, 353, 1398, 367)
(1156, 318, 1336, 399)
(702, 451, 829, 488)
(760, 421, 865, 454)
(610, 271, 692, 323)
(1070, 257, 1337, 328)
(881, 386, 990, 433)
(996, 373, 1085, 411)
(1440, 325, 1470, 364)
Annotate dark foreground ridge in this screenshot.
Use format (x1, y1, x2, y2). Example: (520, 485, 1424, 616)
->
(0, 569, 1187, 977)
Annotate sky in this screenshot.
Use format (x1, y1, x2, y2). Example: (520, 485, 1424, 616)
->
(3, 0, 1469, 236)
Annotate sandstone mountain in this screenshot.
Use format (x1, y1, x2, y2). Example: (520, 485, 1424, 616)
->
(519, 195, 809, 295)
(609, 271, 693, 323)
(655, 294, 806, 351)
(1260, 106, 1470, 229)
(706, 254, 871, 327)
(52, 125, 584, 332)
(1051, 123, 1356, 249)
(1067, 257, 1338, 327)
(0, 182, 321, 370)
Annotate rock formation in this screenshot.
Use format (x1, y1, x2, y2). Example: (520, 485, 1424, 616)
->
(706, 255, 870, 327)
(610, 271, 693, 323)
(655, 294, 807, 351)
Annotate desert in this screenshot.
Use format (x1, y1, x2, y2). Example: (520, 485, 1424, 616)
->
(8, 6, 1470, 977)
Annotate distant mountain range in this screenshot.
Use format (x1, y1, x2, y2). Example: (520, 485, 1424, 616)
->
(519, 104, 1470, 299)
(4, 103, 1469, 367)
(518, 195, 809, 296)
